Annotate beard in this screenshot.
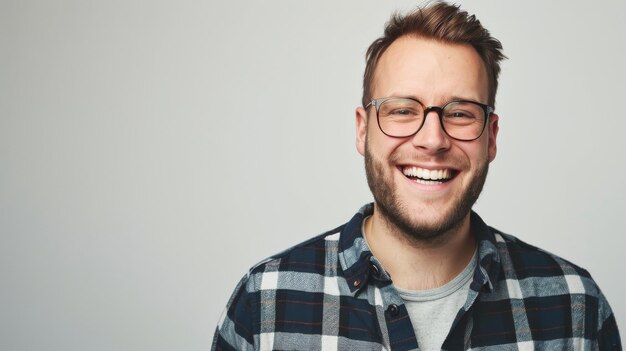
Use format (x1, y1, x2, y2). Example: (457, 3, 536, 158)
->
(364, 141, 489, 244)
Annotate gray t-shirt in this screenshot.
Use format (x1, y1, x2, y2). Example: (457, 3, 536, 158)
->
(395, 252, 476, 351)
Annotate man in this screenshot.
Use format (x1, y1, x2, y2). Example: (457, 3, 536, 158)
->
(212, 2, 621, 350)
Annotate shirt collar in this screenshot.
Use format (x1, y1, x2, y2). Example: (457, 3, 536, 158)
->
(337, 203, 501, 294)
(469, 210, 501, 292)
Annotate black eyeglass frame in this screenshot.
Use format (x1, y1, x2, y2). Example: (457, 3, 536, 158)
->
(364, 97, 495, 141)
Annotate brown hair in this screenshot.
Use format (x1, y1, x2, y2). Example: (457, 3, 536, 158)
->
(362, 2, 506, 107)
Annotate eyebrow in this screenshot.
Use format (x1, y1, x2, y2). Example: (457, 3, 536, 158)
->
(448, 95, 481, 103)
(393, 94, 485, 105)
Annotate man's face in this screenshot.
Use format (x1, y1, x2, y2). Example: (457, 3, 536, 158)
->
(355, 36, 499, 241)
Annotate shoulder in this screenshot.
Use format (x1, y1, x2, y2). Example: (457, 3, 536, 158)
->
(491, 229, 594, 286)
(241, 224, 346, 292)
(479, 225, 604, 305)
(488, 228, 608, 303)
(485, 228, 621, 348)
(211, 225, 346, 350)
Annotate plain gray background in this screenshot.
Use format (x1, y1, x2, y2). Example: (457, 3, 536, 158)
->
(2, 0, 625, 350)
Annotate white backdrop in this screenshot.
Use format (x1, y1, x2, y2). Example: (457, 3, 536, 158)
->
(2, 1, 625, 350)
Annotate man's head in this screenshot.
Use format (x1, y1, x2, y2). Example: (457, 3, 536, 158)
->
(362, 2, 505, 108)
(355, 2, 505, 243)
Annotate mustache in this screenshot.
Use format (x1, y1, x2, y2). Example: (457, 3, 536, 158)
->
(387, 150, 469, 169)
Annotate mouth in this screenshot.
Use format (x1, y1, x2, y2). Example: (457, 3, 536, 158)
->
(400, 166, 457, 185)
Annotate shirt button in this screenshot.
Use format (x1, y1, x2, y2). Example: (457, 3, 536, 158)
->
(353, 279, 361, 287)
(386, 304, 399, 317)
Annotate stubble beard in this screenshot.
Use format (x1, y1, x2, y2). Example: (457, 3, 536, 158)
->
(364, 141, 489, 245)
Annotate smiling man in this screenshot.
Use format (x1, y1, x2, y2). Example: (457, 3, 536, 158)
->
(212, 3, 621, 350)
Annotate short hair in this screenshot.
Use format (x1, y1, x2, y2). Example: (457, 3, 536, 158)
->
(362, 2, 506, 107)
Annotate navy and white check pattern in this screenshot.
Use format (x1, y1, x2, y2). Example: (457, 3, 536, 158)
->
(212, 204, 621, 350)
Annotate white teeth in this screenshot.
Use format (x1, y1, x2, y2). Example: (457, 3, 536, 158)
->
(402, 167, 451, 181)
(416, 178, 443, 185)
(416, 168, 424, 179)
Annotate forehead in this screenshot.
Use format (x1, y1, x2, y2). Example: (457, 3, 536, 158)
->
(372, 36, 489, 104)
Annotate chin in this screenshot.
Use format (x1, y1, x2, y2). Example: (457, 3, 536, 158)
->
(377, 198, 469, 242)
(364, 144, 489, 243)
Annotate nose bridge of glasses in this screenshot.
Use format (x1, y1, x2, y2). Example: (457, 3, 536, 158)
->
(412, 105, 448, 141)
(424, 105, 444, 117)
(422, 106, 445, 128)
(409, 105, 452, 150)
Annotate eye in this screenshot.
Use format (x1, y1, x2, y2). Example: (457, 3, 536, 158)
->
(379, 98, 423, 118)
(391, 108, 417, 116)
(445, 111, 475, 119)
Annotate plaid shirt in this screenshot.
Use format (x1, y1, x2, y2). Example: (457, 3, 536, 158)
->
(212, 204, 621, 350)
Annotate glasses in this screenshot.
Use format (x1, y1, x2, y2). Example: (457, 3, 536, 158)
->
(365, 97, 494, 141)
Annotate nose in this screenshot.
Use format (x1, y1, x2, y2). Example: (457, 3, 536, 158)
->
(410, 110, 451, 154)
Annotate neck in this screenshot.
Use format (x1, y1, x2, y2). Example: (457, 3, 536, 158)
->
(363, 206, 476, 291)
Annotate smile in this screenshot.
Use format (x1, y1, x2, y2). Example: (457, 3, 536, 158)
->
(401, 166, 456, 184)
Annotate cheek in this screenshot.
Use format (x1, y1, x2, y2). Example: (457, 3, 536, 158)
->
(471, 143, 491, 166)
(455, 141, 489, 169)
(367, 133, 405, 161)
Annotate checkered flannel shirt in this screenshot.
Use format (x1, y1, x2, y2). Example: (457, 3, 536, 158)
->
(212, 204, 621, 350)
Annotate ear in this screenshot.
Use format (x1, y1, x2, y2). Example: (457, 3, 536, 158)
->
(487, 113, 499, 162)
(356, 106, 368, 156)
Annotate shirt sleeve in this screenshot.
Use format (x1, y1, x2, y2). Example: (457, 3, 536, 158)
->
(211, 274, 256, 351)
(597, 288, 622, 351)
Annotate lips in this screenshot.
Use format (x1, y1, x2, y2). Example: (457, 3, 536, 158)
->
(401, 166, 456, 184)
